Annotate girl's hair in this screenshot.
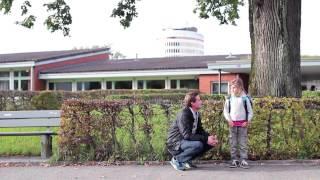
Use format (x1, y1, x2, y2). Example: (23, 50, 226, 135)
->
(184, 91, 200, 107)
(231, 77, 245, 92)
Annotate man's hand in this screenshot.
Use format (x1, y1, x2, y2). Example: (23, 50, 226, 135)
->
(207, 135, 218, 146)
(228, 121, 234, 127)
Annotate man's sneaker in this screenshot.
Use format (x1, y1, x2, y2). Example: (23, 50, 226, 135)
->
(239, 160, 249, 169)
(183, 161, 197, 169)
(229, 160, 239, 168)
(170, 157, 185, 171)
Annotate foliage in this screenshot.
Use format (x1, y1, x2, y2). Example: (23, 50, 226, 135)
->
(111, 0, 139, 28)
(0, 0, 72, 36)
(57, 97, 320, 162)
(31, 91, 61, 110)
(193, 0, 244, 25)
(0, 89, 196, 110)
(302, 91, 320, 98)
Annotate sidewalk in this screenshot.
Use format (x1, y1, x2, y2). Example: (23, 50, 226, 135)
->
(1, 157, 320, 180)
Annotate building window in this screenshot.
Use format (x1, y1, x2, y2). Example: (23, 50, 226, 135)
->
(0, 72, 9, 77)
(115, 81, 132, 89)
(310, 85, 316, 91)
(13, 70, 31, 91)
(137, 80, 144, 89)
(146, 80, 165, 89)
(171, 80, 177, 89)
(0, 80, 9, 90)
(212, 82, 228, 94)
(76, 81, 102, 91)
(180, 79, 199, 89)
(21, 80, 29, 91)
(106, 81, 112, 89)
(55, 82, 72, 91)
(21, 71, 30, 77)
(49, 83, 54, 90)
(14, 80, 19, 90)
(84, 82, 101, 90)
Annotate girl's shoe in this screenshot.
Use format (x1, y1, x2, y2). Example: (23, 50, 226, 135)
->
(229, 160, 239, 168)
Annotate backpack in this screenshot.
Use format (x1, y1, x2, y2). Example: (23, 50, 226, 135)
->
(227, 95, 253, 121)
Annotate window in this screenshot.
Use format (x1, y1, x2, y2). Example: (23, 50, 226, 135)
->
(21, 71, 30, 77)
(77, 82, 82, 91)
(212, 82, 228, 94)
(137, 80, 144, 89)
(0, 80, 9, 90)
(0, 72, 9, 77)
(146, 80, 165, 89)
(115, 81, 132, 89)
(49, 83, 54, 90)
(310, 85, 316, 91)
(84, 82, 101, 90)
(14, 71, 19, 77)
(12, 70, 31, 91)
(21, 80, 29, 91)
(171, 80, 177, 89)
(106, 81, 112, 89)
(55, 82, 72, 91)
(14, 80, 19, 90)
(180, 79, 199, 89)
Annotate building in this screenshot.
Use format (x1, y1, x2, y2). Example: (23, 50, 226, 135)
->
(0, 48, 109, 91)
(162, 27, 204, 57)
(1, 49, 320, 93)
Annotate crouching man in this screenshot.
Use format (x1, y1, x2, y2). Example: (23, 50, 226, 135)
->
(167, 91, 218, 171)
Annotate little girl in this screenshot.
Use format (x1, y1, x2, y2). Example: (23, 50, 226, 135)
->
(224, 77, 253, 169)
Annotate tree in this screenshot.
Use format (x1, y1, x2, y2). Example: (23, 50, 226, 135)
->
(0, 0, 72, 36)
(112, 51, 126, 60)
(1, 0, 302, 97)
(112, 0, 302, 97)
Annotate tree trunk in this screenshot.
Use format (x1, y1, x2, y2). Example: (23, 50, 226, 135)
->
(248, 0, 257, 95)
(250, 0, 301, 97)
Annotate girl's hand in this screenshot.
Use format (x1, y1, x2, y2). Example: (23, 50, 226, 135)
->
(228, 121, 234, 127)
(242, 121, 250, 127)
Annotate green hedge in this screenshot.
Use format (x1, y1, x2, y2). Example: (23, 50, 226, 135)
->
(57, 98, 320, 162)
(0, 90, 199, 111)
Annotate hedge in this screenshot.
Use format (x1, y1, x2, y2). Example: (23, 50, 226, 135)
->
(0, 90, 195, 111)
(57, 97, 320, 162)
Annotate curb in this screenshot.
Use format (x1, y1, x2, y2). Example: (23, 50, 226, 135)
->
(1, 157, 320, 167)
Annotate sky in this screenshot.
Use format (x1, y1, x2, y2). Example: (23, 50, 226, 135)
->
(0, 0, 319, 58)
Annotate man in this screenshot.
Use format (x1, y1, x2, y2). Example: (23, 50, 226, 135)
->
(167, 91, 218, 171)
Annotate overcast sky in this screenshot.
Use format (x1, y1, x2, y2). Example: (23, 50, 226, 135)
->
(0, 0, 319, 58)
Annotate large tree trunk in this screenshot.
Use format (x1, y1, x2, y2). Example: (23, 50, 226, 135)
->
(248, 0, 257, 95)
(249, 0, 301, 97)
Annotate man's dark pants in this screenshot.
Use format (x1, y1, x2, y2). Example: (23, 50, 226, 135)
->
(175, 140, 212, 163)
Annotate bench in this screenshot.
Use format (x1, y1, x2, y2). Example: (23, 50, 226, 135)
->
(0, 110, 61, 159)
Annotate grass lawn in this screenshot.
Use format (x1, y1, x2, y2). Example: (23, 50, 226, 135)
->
(0, 127, 58, 156)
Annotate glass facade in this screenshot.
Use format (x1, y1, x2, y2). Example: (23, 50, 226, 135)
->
(115, 81, 132, 89)
(146, 80, 165, 89)
(180, 79, 198, 89)
(212, 82, 228, 94)
(0, 70, 30, 91)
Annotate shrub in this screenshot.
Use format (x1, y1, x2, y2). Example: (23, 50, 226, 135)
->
(57, 97, 320, 162)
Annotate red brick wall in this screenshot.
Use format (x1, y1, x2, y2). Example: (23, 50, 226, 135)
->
(199, 73, 249, 94)
(33, 53, 109, 90)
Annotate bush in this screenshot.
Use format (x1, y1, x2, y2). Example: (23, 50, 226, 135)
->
(302, 91, 320, 98)
(57, 97, 320, 162)
(31, 91, 61, 110)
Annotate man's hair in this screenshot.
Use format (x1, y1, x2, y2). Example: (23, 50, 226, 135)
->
(231, 77, 245, 91)
(184, 91, 200, 107)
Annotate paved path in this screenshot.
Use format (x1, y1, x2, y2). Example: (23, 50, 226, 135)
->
(1, 163, 320, 180)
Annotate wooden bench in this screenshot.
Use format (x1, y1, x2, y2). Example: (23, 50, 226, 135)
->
(0, 110, 61, 159)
